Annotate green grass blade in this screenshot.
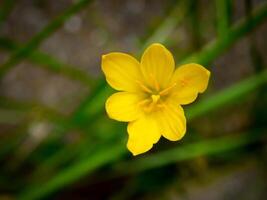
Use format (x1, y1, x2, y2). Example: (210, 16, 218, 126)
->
(0, 96, 66, 123)
(216, 0, 232, 38)
(0, 38, 96, 86)
(17, 2, 267, 199)
(115, 130, 265, 173)
(0, 0, 16, 27)
(19, 68, 267, 199)
(182, 1, 267, 65)
(187, 70, 267, 120)
(0, 125, 28, 158)
(0, 0, 93, 79)
(19, 139, 125, 200)
(141, 0, 191, 52)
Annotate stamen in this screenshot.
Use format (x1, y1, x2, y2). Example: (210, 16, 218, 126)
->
(143, 95, 161, 113)
(138, 99, 150, 106)
(159, 83, 177, 96)
(149, 73, 160, 91)
(136, 80, 153, 93)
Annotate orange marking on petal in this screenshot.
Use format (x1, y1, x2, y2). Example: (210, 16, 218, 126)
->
(136, 80, 153, 93)
(138, 99, 150, 106)
(149, 73, 160, 91)
(180, 78, 189, 87)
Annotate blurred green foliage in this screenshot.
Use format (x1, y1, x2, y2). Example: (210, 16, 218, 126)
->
(0, 0, 267, 199)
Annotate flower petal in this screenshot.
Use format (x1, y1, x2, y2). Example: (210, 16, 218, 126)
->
(141, 43, 175, 90)
(127, 114, 161, 155)
(106, 92, 143, 122)
(157, 100, 186, 141)
(171, 63, 210, 105)
(102, 53, 143, 92)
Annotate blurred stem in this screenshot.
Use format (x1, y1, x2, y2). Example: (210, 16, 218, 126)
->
(19, 139, 125, 200)
(28, 69, 267, 184)
(0, 38, 96, 87)
(20, 68, 267, 199)
(0, 96, 66, 123)
(0, 124, 28, 159)
(0, 0, 16, 27)
(16, 80, 109, 173)
(216, 0, 232, 38)
(182, 1, 267, 65)
(186, 70, 267, 120)
(0, 0, 95, 165)
(245, 0, 267, 128)
(29, 138, 99, 183)
(0, 96, 68, 163)
(0, 109, 25, 124)
(114, 130, 265, 174)
(189, 0, 202, 49)
(245, 0, 264, 72)
(0, 0, 93, 79)
(141, 0, 190, 52)
(25, 80, 111, 179)
(17, 2, 267, 199)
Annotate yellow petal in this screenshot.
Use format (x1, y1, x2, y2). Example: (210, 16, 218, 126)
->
(141, 43, 175, 90)
(157, 100, 186, 141)
(106, 92, 143, 122)
(102, 53, 143, 92)
(171, 63, 210, 105)
(127, 114, 161, 155)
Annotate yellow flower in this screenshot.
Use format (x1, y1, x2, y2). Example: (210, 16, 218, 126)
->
(101, 43, 210, 156)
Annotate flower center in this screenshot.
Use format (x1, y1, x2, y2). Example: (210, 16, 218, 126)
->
(138, 94, 162, 113)
(137, 81, 177, 113)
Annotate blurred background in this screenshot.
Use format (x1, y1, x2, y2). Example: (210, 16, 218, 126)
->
(0, 0, 267, 199)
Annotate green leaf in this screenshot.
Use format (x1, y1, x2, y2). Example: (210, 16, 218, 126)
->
(0, 0, 93, 78)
